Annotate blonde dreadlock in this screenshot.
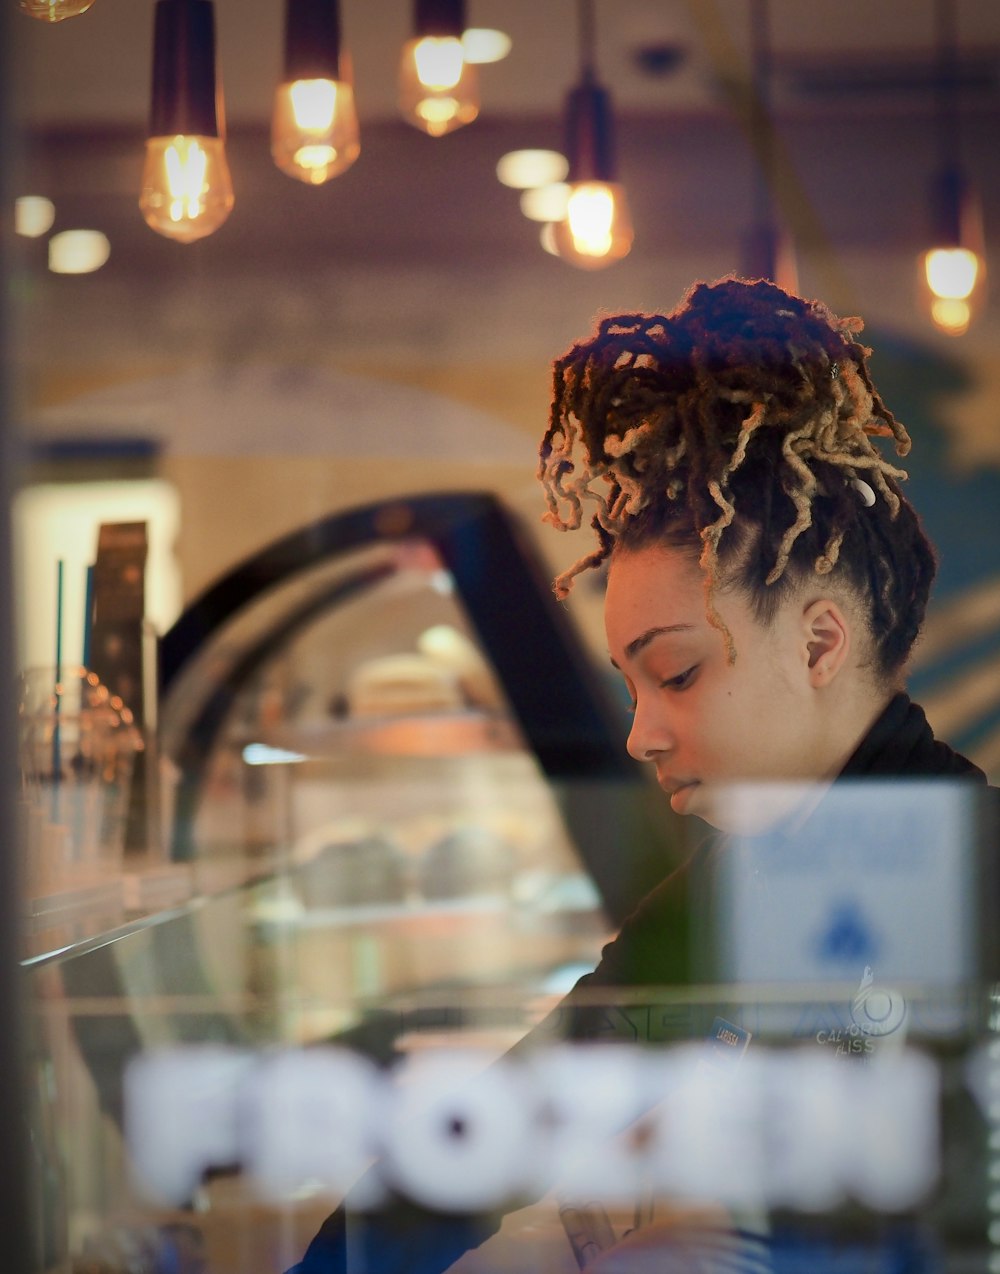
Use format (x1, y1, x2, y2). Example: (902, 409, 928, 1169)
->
(538, 276, 936, 676)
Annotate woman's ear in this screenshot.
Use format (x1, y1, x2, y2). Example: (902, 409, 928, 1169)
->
(801, 598, 851, 687)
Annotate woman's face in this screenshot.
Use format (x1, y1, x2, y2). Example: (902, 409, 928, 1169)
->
(604, 544, 849, 833)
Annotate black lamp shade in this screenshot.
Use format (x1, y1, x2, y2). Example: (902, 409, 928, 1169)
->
(149, 0, 222, 138)
(929, 166, 981, 249)
(414, 0, 465, 38)
(564, 79, 617, 183)
(284, 0, 344, 81)
(742, 222, 781, 282)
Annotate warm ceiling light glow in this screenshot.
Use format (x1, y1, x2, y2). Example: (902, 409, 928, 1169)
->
(400, 35, 478, 135)
(140, 135, 234, 243)
(552, 1, 635, 273)
(414, 35, 464, 88)
(141, 0, 234, 243)
(48, 230, 110, 274)
(399, 0, 478, 137)
(520, 182, 570, 223)
(567, 183, 615, 255)
(291, 77, 338, 129)
(552, 180, 634, 269)
(418, 96, 460, 126)
(930, 298, 972, 336)
(924, 246, 980, 301)
(272, 79, 359, 183)
(18, 0, 94, 19)
(918, 0, 988, 339)
(273, 0, 359, 186)
(461, 27, 510, 64)
(917, 171, 987, 335)
(15, 196, 56, 238)
(539, 222, 560, 257)
(496, 149, 568, 190)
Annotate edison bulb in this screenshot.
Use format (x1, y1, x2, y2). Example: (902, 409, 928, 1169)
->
(552, 181, 633, 269)
(568, 184, 616, 255)
(139, 135, 234, 243)
(19, 0, 94, 20)
(924, 246, 981, 301)
(272, 78, 360, 184)
(920, 244, 985, 335)
(415, 35, 464, 87)
(15, 196, 56, 238)
(399, 36, 478, 137)
(930, 298, 972, 336)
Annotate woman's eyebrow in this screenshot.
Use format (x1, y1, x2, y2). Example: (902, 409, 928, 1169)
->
(610, 624, 695, 667)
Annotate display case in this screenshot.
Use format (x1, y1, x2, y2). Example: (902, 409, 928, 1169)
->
(22, 491, 684, 1272)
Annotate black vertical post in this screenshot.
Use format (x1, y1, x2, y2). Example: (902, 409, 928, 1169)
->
(1, 5, 31, 1270)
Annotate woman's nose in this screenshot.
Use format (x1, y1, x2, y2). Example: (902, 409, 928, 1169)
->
(626, 697, 674, 763)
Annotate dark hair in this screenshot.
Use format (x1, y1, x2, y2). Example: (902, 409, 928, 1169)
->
(537, 276, 937, 678)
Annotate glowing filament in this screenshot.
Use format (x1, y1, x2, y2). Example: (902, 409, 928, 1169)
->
(924, 247, 980, 300)
(567, 183, 615, 257)
(140, 135, 234, 243)
(290, 79, 338, 131)
(18, 0, 94, 20)
(930, 298, 972, 336)
(271, 79, 359, 183)
(414, 37, 464, 89)
(164, 140, 209, 221)
(399, 35, 478, 137)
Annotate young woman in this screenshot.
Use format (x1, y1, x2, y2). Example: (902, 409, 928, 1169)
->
(291, 277, 994, 1273)
(539, 274, 980, 813)
(531, 275, 990, 1006)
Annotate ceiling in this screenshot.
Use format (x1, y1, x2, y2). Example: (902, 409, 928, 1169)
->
(11, 1, 1000, 274)
(10, 0, 1000, 452)
(13, 0, 1000, 130)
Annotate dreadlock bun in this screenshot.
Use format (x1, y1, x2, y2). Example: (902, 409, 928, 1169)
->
(537, 276, 937, 677)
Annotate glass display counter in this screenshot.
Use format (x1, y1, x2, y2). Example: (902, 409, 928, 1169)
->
(147, 491, 685, 1047)
(21, 492, 683, 1272)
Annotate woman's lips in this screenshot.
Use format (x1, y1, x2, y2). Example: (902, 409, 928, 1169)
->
(657, 774, 699, 812)
(669, 782, 698, 813)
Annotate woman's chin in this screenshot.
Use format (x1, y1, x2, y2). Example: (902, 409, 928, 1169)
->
(697, 780, 827, 835)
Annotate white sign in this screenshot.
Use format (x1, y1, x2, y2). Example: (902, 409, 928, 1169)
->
(124, 1043, 940, 1215)
(715, 780, 977, 1013)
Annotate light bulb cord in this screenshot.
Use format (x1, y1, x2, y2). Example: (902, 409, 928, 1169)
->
(935, 0, 961, 173)
(749, 0, 776, 227)
(576, 0, 596, 83)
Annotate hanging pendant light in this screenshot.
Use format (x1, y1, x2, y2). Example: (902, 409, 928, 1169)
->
(919, 0, 986, 336)
(551, 0, 633, 269)
(740, 0, 798, 292)
(139, 0, 234, 244)
(923, 168, 985, 335)
(18, 0, 94, 20)
(272, 0, 360, 184)
(399, 0, 478, 137)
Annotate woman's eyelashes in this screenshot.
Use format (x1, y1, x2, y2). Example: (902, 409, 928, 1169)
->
(659, 665, 698, 691)
(624, 665, 698, 712)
